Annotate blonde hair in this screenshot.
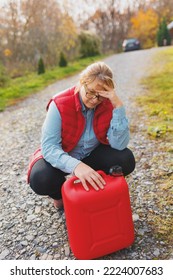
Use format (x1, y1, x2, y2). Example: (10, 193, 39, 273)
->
(75, 61, 114, 93)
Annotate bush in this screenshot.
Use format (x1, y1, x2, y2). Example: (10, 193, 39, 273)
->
(79, 31, 101, 58)
(0, 63, 9, 87)
(59, 52, 68, 67)
(38, 57, 45, 74)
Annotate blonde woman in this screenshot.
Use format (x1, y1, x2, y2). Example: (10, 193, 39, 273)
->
(27, 62, 135, 208)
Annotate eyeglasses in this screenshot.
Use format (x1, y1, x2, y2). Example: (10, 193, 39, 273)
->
(84, 84, 104, 101)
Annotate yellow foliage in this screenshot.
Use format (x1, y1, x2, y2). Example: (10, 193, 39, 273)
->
(129, 9, 159, 48)
(59, 15, 78, 52)
(4, 49, 12, 57)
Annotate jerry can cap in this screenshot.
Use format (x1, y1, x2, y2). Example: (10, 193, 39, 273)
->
(109, 165, 123, 177)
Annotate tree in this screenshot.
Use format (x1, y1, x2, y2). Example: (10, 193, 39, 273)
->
(157, 18, 171, 46)
(82, 0, 132, 53)
(58, 13, 79, 60)
(79, 31, 100, 58)
(0, 0, 78, 74)
(59, 52, 68, 67)
(149, 0, 173, 24)
(129, 8, 159, 48)
(38, 58, 45, 74)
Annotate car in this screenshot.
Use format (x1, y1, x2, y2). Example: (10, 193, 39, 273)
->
(122, 38, 140, 52)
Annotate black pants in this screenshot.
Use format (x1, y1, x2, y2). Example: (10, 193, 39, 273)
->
(29, 144, 135, 200)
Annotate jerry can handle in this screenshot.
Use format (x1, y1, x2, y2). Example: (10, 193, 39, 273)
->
(73, 170, 106, 184)
(73, 167, 123, 184)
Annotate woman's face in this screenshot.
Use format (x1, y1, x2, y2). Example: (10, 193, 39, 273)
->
(80, 79, 106, 109)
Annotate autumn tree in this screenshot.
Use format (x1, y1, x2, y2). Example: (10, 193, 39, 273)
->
(19, 0, 78, 67)
(129, 8, 159, 48)
(0, 1, 21, 65)
(58, 12, 79, 60)
(149, 0, 173, 24)
(0, 0, 78, 75)
(81, 0, 132, 53)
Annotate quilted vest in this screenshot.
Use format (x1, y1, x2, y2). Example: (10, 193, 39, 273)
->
(48, 87, 114, 152)
(27, 86, 114, 183)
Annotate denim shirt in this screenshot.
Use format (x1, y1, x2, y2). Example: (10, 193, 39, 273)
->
(41, 99, 130, 174)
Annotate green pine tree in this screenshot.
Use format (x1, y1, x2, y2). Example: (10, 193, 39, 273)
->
(157, 24, 162, 46)
(59, 52, 68, 67)
(157, 18, 171, 46)
(38, 57, 45, 74)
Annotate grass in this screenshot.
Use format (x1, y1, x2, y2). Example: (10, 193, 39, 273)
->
(137, 46, 173, 248)
(137, 46, 173, 141)
(0, 55, 106, 111)
(147, 174, 173, 247)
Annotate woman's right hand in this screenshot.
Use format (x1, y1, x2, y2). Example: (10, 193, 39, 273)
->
(74, 162, 106, 191)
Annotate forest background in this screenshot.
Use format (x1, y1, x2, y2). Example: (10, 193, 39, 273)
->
(0, 0, 172, 110)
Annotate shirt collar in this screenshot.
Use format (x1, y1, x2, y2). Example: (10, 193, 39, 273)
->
(79, 93, 96, 112)
(79, 94, 87, 112)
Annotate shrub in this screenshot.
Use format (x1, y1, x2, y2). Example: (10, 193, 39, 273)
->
(38, 57, 45, 74)
(79, 31, 101, 58)
(59, 52, 68, 67)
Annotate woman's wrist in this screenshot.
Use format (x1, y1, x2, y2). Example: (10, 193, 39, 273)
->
(110, 96, 123, 108)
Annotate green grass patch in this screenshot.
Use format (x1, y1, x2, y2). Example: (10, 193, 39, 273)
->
(147, 174, 173, 246)
(137, 47, 173, 248)
(137, 47, 173, 141)
(0, 55, 105, 111)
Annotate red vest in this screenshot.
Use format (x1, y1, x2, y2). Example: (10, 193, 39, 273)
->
(47, 87, 114, 152)
(27, 87, 113, 183)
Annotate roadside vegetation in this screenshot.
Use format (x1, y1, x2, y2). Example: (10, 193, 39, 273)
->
(0, 55, 105, 111)
(0, 0, 172, 111)
(137, 46, 173, 247)
(138, 47, 173, 142)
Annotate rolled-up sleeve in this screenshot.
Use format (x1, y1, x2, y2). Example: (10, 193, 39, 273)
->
(107, 106, 130, 150)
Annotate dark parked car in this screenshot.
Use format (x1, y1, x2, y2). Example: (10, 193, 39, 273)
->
(122, 38, 140, 52)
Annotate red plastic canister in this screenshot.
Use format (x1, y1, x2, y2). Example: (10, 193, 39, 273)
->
(62, 170, 134, 260)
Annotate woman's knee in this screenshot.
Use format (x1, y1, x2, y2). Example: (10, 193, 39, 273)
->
(29, 167, 49, 195)
(29, 159, 66, 197)
(29, 159, 54, 195)
(120, 148, 136, 175)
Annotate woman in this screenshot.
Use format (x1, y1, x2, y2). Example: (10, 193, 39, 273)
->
(27, 61, 135, 208)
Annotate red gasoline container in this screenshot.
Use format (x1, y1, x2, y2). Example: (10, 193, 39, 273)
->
(62, 170, 134, 260)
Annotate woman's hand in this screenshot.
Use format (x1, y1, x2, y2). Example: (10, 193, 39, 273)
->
(99, 84, 123, 108)
(74, 162, 106, 191)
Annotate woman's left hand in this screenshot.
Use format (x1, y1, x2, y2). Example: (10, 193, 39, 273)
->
(99, 84, 123, 108)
